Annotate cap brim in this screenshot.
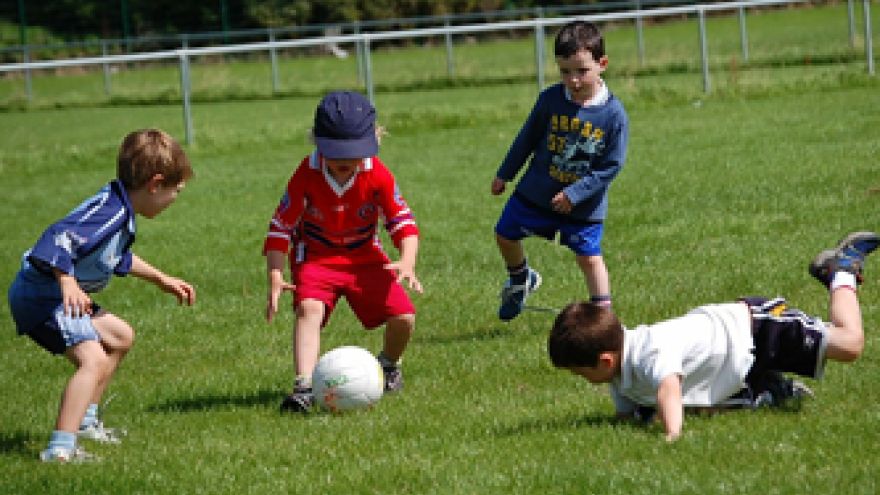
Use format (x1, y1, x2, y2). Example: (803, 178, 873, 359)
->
(315, 135, 378, 159)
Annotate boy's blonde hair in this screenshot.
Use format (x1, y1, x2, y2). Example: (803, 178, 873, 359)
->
(117, 129, 193, 190)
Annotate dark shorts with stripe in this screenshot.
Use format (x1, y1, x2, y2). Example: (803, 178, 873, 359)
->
(739, 296, 828, 388)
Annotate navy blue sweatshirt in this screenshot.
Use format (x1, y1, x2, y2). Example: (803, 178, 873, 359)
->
(496, 82, 628, 222)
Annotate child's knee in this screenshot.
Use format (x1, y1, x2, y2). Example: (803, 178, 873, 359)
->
(388, 314, 415, 332)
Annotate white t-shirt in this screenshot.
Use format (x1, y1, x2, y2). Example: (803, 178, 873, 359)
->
(610, 302, 755, 412)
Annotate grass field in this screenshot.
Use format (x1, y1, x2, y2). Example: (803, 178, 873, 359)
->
(1, 4, 880, 494)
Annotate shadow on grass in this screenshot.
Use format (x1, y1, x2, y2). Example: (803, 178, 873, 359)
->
(146, 389, 281, 413)
(0, 430, 39, 458)
(495, 411, 643, 438)
(417, 321, 549, 345)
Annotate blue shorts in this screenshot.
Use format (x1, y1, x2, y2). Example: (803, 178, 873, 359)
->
(8, 272, 102, 355)
(495, 193, 604, 256)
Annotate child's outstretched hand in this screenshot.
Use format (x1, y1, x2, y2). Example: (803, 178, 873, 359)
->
(266, 270, 296, 323)
(385, 260, 423, 294)
(551, 191, 573, 214)
(491, 177, 506, 195)
(159, 275, 196, 306)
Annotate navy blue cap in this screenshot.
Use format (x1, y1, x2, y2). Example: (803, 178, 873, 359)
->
(313, 91, 378, 159)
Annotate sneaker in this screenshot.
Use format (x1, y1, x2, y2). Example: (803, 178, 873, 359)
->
(383, 366, 403, 393)
(78, 421, 126, 444)
(809, 231, 880, 286)
(280, 387, 314, 414)
(498, 268, 542, 321)
(40, 445, 100, 463)
(753, 372, 814, 408)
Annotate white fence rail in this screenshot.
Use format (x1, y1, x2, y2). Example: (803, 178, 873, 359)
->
(0, 0, 874, 145)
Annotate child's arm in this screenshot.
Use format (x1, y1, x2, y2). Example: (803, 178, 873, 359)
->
(384, 235, 423, 294)
(265, 250, 296, 322)
(129, 254, 196, 306)
(656, 374, 684, 442)
(53, 268, 93, 317)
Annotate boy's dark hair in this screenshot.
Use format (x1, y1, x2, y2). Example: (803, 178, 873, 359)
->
(554, 21, 605, 61)
(117, 129, 193, 190)
(548, 302, 623, 368)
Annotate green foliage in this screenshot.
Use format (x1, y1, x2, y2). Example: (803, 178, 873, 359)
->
(1, 7, 880, 494)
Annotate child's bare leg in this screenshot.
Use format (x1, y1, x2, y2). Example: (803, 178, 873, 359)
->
(58, 341, 109, 432)
(382, 313, 414, 362)
(576, 254, 611, 304)
(90, 312, 135, 404)
(496, 233, 525, 267)
(293, 298, 325, 381)
(824, 287, 864, 363)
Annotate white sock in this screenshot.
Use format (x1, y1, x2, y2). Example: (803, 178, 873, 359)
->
(830, 271, 857, 291)
(80, 403, 99, 430)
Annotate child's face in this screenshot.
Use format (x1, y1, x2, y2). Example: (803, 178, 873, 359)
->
(141, 181, 185, 219)
(567, 364, 615, 384)
(325, 158, 361, 182)
(556, 49, 607, 103)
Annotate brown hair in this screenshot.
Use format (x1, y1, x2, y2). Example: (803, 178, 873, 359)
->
(548, 302, 623, 368)
(117, 129, 193, 190)
(554, 20, 605, 61)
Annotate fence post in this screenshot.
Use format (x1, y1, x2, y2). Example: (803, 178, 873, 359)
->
(698, 8, 710, 93)
(363, 37, 375, 103)
(102, 41, 112, 96)
(354, 22, 365, 85)
(268, 28, 279, 94)
(738, 7, 749, 62)
(23, 45, 33, 102)
(848, 0, 857, 49)
(865, 0, 875, 75)
(444, 17, 455, 78)
(178, 51, 194, 145)
(635, 0, 645, 66)
(534, 16, 545, 91)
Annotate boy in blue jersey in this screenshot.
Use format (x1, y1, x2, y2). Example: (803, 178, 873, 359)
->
(491, 21, 628, 320)
(7, 129, 195, 462)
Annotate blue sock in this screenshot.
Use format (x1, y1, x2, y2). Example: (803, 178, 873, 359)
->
(47, 430, 76, 451)
(507, 259, 529, 284)
(80, 403, 99, 430)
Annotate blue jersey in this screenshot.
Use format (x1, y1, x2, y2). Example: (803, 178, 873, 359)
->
(496, 82, 628, 222)
(19, 180, 136, 293)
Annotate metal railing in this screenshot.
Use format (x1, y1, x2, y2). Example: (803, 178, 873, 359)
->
(0, 0, 874, 145)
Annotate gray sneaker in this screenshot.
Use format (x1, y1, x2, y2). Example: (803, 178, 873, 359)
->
(40, 445, 100, 463)
(280, 387, 314, 414)
(498, 268, 542, 321)
(383, 366, 403, 392)
(809, 231, 880, 286)
(78, 421, 126, 444)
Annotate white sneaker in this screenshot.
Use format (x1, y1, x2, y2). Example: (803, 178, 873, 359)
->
(40, 445, 100, 463)
(78, 421, 126, 444)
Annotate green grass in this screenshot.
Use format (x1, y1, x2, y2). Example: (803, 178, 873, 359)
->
(0, 2, 877, 109)
(2, 5, 880, 495)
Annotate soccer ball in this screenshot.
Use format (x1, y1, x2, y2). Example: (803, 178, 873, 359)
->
(312, 346, 384, 412)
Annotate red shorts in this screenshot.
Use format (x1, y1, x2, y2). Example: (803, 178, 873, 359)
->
(292, 262, 415, 329)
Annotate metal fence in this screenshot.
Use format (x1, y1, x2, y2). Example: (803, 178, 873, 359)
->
(0, 0, 875, 145)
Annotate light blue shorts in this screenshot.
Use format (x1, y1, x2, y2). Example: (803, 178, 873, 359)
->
(8, 272, 101, 355)
(495, 193, 604, 256)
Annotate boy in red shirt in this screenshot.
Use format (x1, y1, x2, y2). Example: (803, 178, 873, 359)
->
(264, 91, 422, 413)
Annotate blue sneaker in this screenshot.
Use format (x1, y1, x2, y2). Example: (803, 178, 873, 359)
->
(498, 268, 542, 321)
(809, 231, 880, 286)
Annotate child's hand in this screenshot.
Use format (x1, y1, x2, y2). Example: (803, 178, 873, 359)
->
(385, 261, 423, 294)
(159, 275, 196, 306)
(58, 273, 92, 317)
(491, 177, 506, 195)
(266, 270, 296, 323)
(551, 192, 573, 214)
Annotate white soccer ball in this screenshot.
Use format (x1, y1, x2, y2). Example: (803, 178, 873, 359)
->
(312, 346, 384, 412)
